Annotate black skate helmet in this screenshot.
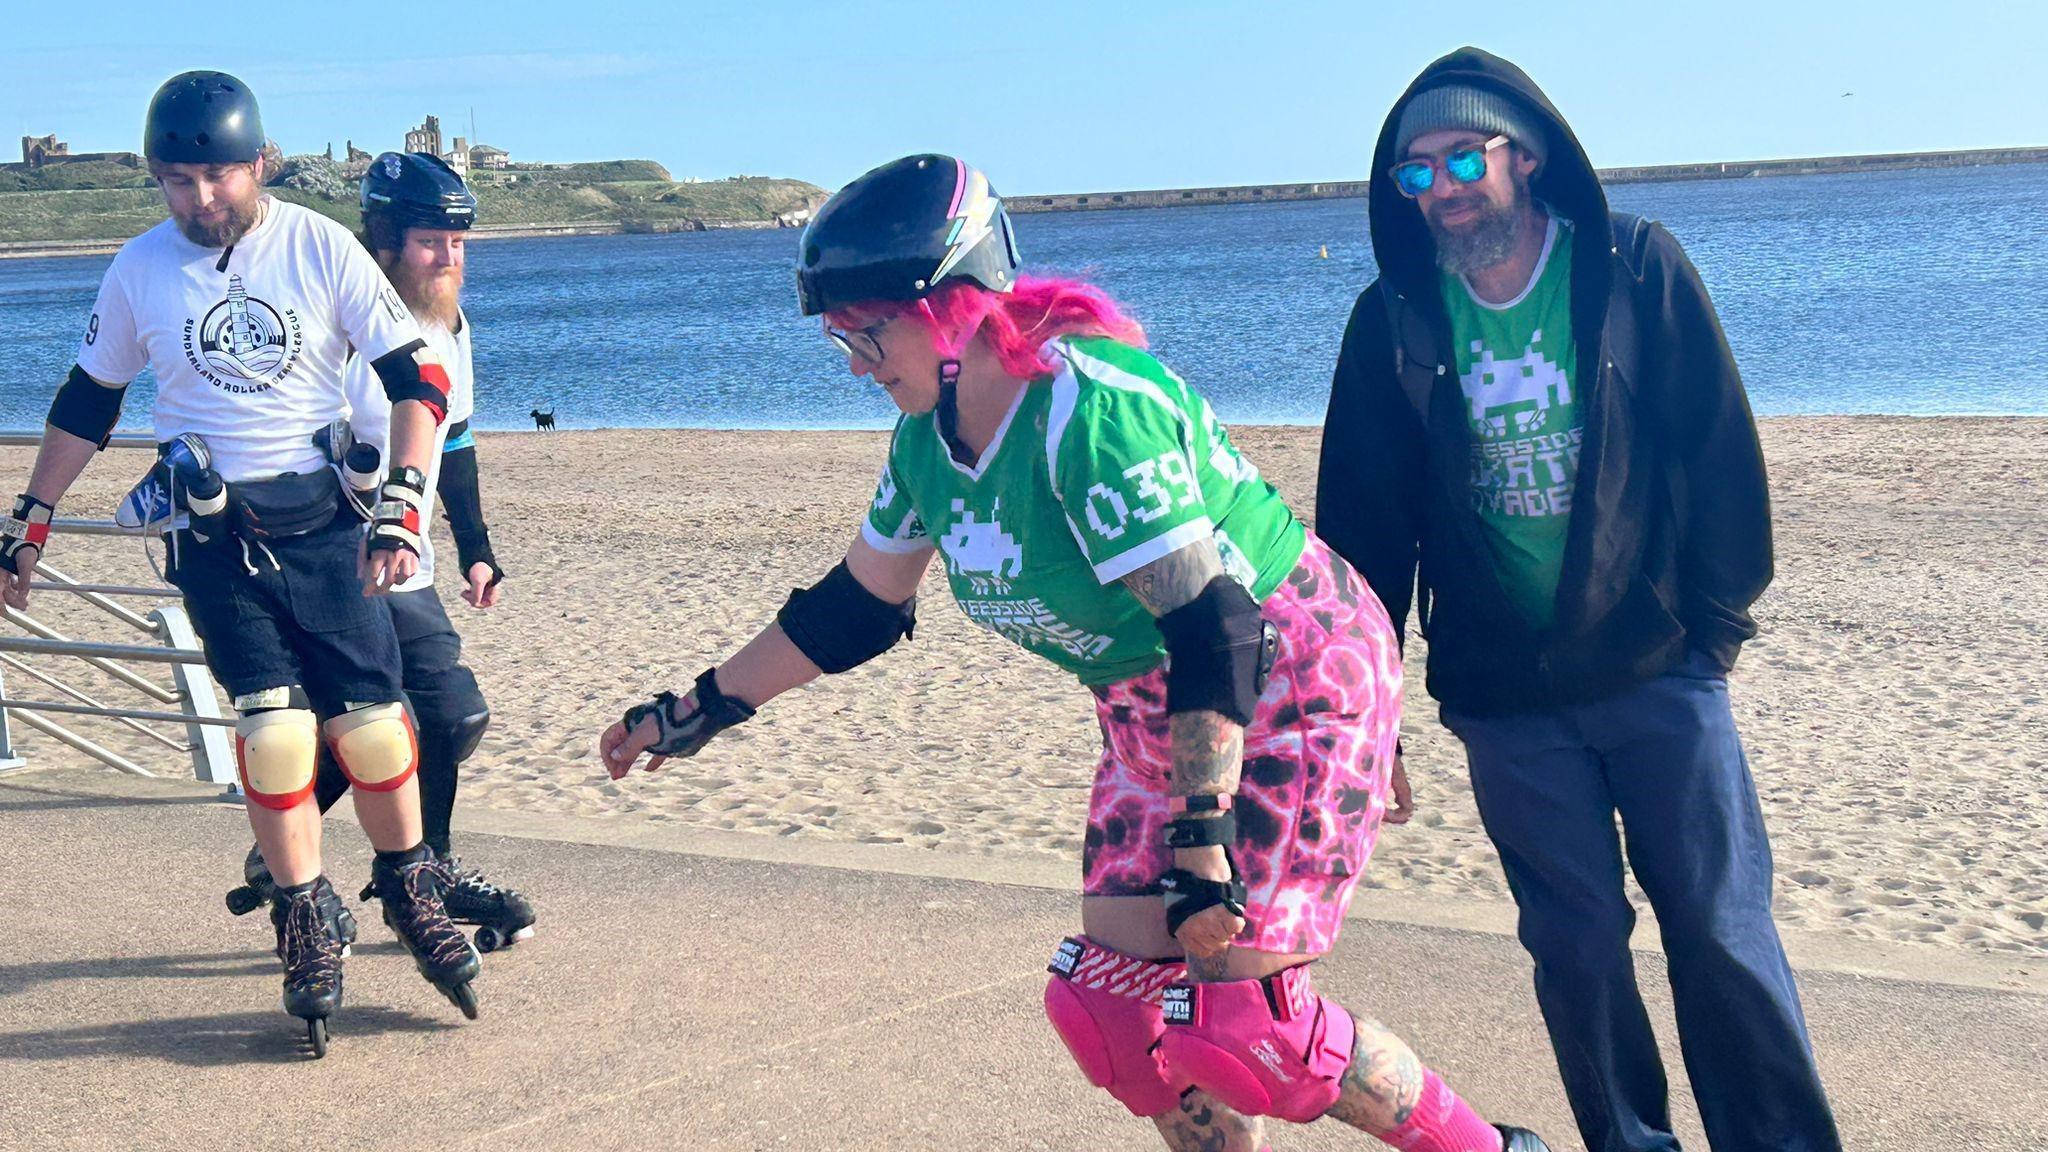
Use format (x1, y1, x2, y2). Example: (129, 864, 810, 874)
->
(360, 152, 478, 252)
(795, 154, 1021, 317)
(143, 71, 265, 166)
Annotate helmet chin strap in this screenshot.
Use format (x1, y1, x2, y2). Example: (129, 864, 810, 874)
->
(934, 358, 974, 466)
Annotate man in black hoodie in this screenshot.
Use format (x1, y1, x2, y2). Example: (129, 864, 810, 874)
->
(1316, 48, 1842, 1152)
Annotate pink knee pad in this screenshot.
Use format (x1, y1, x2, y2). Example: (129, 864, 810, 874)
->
(1043, 936, 1193, 1117)
(1155, 964, 1357, 1124)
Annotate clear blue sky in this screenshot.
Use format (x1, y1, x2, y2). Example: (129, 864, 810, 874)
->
(5, 0, 2041, 194)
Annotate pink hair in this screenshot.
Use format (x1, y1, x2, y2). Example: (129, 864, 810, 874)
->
(827, 275, 1145, 380)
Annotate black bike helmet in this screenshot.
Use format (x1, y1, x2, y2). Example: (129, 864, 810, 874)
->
(795, 154, 1020, 316)
(360, 151, 478, 252)
(143, 71, 265, 165)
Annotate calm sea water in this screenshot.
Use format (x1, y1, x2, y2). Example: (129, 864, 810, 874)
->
(2, 163, 2044, 431)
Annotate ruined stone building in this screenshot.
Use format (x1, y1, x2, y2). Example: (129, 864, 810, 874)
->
(399, 115, 510, 172)
(16, 134, 140, 169)
(404, 115, 444, 159)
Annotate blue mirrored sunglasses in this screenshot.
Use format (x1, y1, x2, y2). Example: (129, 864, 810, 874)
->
(1390, 135, 1510, 198)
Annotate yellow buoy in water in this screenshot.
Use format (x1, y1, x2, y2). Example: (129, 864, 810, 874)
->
(1319, 245, 1329, 259)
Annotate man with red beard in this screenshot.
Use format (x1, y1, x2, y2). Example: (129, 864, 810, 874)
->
(231, 151, 534, 954)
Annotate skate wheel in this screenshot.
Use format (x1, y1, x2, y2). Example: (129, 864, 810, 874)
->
(225, 886, 264, 916)
(449, 981, 479, 1020)
(307, 1016, 328, 1059)
(475, 926, 505, 953)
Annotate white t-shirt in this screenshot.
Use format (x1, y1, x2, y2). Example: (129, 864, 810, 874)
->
(343, 312, 473, 592)
(75, 198, 428, 483)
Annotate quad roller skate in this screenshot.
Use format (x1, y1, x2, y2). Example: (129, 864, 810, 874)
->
(1497, 1126, 1552, 1152)
(439, 854, 536, 953)
(227, 844, 358, 952)
(362, 845, 481, 1019)
(270, 877, 346, 1058)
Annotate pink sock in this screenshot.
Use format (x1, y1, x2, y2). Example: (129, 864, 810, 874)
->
(1380, 1068, 1502, 1152)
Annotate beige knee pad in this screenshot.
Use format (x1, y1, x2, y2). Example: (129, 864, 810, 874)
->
(324, 702, 419, 791)
(234, 705, 319, 810)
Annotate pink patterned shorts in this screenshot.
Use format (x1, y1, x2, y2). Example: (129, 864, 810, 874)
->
(1082, 532, 1403, 955)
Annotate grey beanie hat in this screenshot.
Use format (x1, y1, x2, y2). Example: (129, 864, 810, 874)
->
(1395, 84, 1548, 167)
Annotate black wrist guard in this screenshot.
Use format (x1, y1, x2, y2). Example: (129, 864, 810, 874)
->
(0, 493, 55, 575)
(621, 668, 756, 759)
(777, 560, 916, 674)
(367, 466, 427, 557)
(1163, 811, 1237, 849)
(1159, 866, 1248, 937)
(1156, 576, 1279, 727)
(456, 537, 503, 587)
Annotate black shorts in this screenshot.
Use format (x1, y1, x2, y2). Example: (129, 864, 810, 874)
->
(166, 510, 403, 711)
(387, 585, 475, 694)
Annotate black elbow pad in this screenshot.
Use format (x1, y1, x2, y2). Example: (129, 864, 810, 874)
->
(777, 561, 916, 674)
(48, 365, 127, 447)
(1156, 576, 1278, 726)
(370, 339, 451, 424)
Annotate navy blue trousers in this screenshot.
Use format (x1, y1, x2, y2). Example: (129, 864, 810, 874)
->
(1445, 651, 1842, 1152)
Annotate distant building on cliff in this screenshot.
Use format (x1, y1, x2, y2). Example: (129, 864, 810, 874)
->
(401, 116, 509, 174)
(16, 134, 141, 170)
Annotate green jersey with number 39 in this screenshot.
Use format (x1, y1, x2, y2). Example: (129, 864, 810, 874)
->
(863, 336, 1305, 684)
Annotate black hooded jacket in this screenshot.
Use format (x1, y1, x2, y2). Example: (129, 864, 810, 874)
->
(1315, 47, 1772, 717)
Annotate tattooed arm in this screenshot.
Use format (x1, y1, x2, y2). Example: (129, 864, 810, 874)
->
(1120, 538, 1247, 969)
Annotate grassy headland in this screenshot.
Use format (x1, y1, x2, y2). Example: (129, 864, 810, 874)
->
(0, 157, 826, 251)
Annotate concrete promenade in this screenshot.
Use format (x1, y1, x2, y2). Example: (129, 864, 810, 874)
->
(1, 765, 2043, 1151)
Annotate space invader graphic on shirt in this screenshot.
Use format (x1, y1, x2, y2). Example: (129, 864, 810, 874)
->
(940, 498, 1024, 595)
(1464, 328, 1573, 439)
(873, 464, 899, 514)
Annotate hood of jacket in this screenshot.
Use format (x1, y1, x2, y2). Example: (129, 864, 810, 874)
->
(1368, 46, 1610, 298)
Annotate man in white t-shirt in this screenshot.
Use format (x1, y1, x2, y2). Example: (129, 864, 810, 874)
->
(0, 72, 484, 1054)
(229, 151, 534, 953)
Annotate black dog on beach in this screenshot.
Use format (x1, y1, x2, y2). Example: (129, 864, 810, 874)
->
(530, 406, 556, 431)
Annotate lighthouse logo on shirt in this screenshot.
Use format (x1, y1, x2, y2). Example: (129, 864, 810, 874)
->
(182, 274, 304, 393)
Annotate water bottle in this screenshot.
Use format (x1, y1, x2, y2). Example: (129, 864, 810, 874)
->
(343, 442, 382, 506)
(185, 468, 227, 543)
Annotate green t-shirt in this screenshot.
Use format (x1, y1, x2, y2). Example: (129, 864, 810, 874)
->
(863, 336, 1305, 684)
(1441, 214, 1583, 629)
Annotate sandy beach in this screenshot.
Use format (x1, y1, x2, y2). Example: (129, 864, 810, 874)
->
(5, 416, 2043, 958)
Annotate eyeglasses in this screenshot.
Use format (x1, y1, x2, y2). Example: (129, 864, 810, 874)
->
(1390, 136, 1510, 199)
(824, 316, 891, 363)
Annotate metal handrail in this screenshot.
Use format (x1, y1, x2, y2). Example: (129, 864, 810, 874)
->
(0, 611, 183, 699)
(0, 634, 206, 666)
(27, 581, 177, 598)
(0, 697, 235, 727)
(51, 518, 138, 538)
(10, 707, 153, 777)
(33, 562, 158, 635)
(0, 652, 187, 752)
(0, 429, 234, 784)
(0, 433, 157, 450)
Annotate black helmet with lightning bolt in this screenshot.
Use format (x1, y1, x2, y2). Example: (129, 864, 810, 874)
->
(795, 154, 1021, 317)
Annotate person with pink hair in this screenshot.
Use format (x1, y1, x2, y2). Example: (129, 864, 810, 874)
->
(599, 154, 1549, 1152)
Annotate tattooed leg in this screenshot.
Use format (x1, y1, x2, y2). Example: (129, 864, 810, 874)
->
(1152, 1090, 1269, 1152)
(1322, 1015, 1505, 1151)
(1322, 1017, 1425, 1133)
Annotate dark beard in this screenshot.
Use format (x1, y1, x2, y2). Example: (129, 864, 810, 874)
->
(391, 266, 464, 330)
(1427, 195, 1526, 276)
(174, 195, 263, 248)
